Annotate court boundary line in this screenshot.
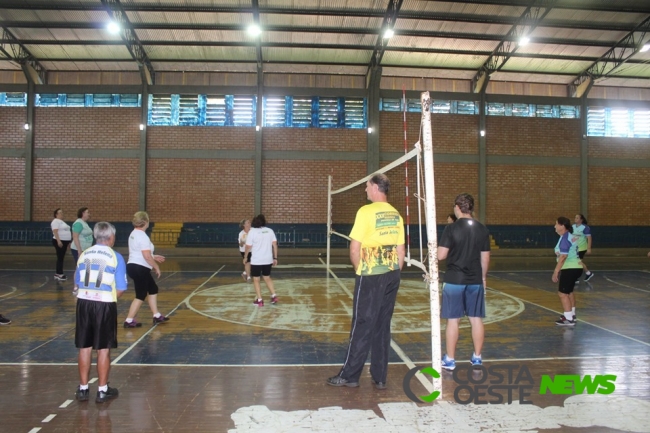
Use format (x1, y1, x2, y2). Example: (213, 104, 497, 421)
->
(603, 275, 650, 294)
(112, 266, 224, 364)
(2, 354, 647, 368)
(486, 278, 650, 348)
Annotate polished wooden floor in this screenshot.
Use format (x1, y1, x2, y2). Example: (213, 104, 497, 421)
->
(0, 248, 649, 433)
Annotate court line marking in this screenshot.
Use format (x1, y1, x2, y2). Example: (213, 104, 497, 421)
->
(41, 414, 56, 423)
(27, 428, 41, 433)
(320, 258, 436, 395)
(486, 280, 650, 348)
(1, 354, 647, 367)
(603, 275, 650, 293)
(59, 400, 73, 408)
(15, 328, 76, 361)
(112, 267, 224, 365)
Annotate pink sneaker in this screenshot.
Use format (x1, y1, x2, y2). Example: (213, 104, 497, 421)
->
(271, 295, 278, 304)
(254, 298, 264, 307)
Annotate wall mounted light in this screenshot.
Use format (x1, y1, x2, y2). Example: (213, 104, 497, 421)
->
(139, 124, 145, 131)
(255, 125, 260, 131)
(24, 123, 29, 130)
(368, 127, 373, 134)
(480, 130, 485, 137)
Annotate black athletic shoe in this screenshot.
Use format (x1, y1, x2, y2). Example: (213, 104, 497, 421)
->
(326, 375, 359, 387)
(96, 385, 119, 403)
(75, 387, 89, 402)
(584, 272, 595, 282)
(123, 320, 142, 328)
(152, 315, 169, 325)
(555, 315, 576, 326)
(371, 379, 387, 390)
(0, 314, 11, 325)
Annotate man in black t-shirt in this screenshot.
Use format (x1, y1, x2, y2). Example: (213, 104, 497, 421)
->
(437, 193, 491, 371)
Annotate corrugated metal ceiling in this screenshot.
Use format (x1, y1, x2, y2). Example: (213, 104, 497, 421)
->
(0, 0, 649, 87)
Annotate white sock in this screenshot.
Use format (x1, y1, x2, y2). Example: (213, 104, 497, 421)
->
(564, 312, 574, 321)
(473, 352, 481, 359)
(98, 385, 107, 392)
(586, 271, 591, 275)
(125, 318, 133, 323)
(79, 384, 89, 390)
(154, 313, 162, 318)
(572, 307, 576, 315)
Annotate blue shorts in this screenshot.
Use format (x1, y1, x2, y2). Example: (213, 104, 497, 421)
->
(441, 283, 485, 319)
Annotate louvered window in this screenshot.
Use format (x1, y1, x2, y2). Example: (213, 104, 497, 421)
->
(37, 94, 60, 106)
(232, 95, 255, 126)
(65, 94, 85, 107)
(456, 101, 477, 115)
(92, 94, 113, 107)
(406, 98, 421, 112)
(633, 110, 650, 138)
(609, 109, 630, 137)
(263, 97, 287, 127)
(119, 94, 140, 107)
(559, 106, 578, 119)
(318, 97, 339, 128)
(587, 107, 605, 137)
(205, 96, 226, 126)
(512, 103, 532, 117)
(149, 95, 173, 125)
(0, 92, 27, 106)
(431, 100, 451, 114)
(178, 95, 200, 125)
(292, 97, 313, 127)
(487, 102, 505, 116)
(344, 98, 365, 128)
(536, 105, 554, 118)
(380, 98, 401, 111)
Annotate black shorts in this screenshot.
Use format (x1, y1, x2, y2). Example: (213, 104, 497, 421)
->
(127, 263, 159, 300)
(558, 268, 583, 294)
(75, 299, 118, 350)
(250, 264, 272, 277)
(578, 250, 587, 259)
(240, 251, 252, 263)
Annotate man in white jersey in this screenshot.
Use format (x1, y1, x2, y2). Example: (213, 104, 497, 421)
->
(73, 222, 128, 403)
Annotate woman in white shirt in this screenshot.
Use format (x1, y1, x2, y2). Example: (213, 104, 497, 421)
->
(123, 211, 167, 328)
(51, 208, 71, 281)
(71, 207, 93, 263)
(238, 218, 252, 281)
(244, 214, 278, 307)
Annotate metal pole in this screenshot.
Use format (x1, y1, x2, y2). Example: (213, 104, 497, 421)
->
(421, 91, 442, 396)
(326, 175, 332, 275)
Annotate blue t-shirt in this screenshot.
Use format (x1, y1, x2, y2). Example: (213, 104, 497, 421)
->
(554, 232, 581, 269)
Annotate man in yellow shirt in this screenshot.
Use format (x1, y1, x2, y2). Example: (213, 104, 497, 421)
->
(327, 173, 405, 390)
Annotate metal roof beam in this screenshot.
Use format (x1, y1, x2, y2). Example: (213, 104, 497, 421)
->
(100, 0, 155, 85)
(0, 26, 46, 84)
(0, 18, 635, 36)
(568, 15, 650, 97)
(473, 0, 556, 93)
(251, 0, 262, 67)
(367, 0, 403, 74)
(2, 1, 649, 14)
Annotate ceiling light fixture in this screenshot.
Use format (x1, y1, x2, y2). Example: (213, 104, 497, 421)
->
(383, 28, 395, 39)
(519, 36, 530, 46)
(640, 43, 650, 53)
(247, 24, 262, 37)
(106, 21, 120, 34)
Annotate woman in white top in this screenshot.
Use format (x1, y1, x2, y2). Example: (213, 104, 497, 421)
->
(244, 214, 278, 307)
(124, 211, 167, 328)
(71, 207, 93, 263)
(238, 218, 252, 281)
(51, 208, 72, 281)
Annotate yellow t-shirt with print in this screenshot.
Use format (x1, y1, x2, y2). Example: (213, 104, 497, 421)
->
(349, 201, 405, 276)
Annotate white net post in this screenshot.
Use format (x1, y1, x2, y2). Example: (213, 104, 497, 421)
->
(326, 175, 332, 275)
(421, 91, 442, 396)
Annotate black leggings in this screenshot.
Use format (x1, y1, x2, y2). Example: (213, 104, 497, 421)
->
(52, 239, 71, 275)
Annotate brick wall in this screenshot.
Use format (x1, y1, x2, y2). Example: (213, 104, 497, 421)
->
(32, 158, 140, 221)
(0, 107, 26, 148)
(2, 106, 650, 226)
(0, 158, 25, 220)
(34, 108, 140, 149)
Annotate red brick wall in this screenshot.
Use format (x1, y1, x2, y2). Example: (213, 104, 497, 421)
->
(2, 106, 650, 226)
(487, 117, 581, 157)
(0, 107, 26, 148)
(0, 158, 25, 220)
(34, 108, 140, 149)
(146, 159, 256, 222)
(32, 158, 140, 221)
